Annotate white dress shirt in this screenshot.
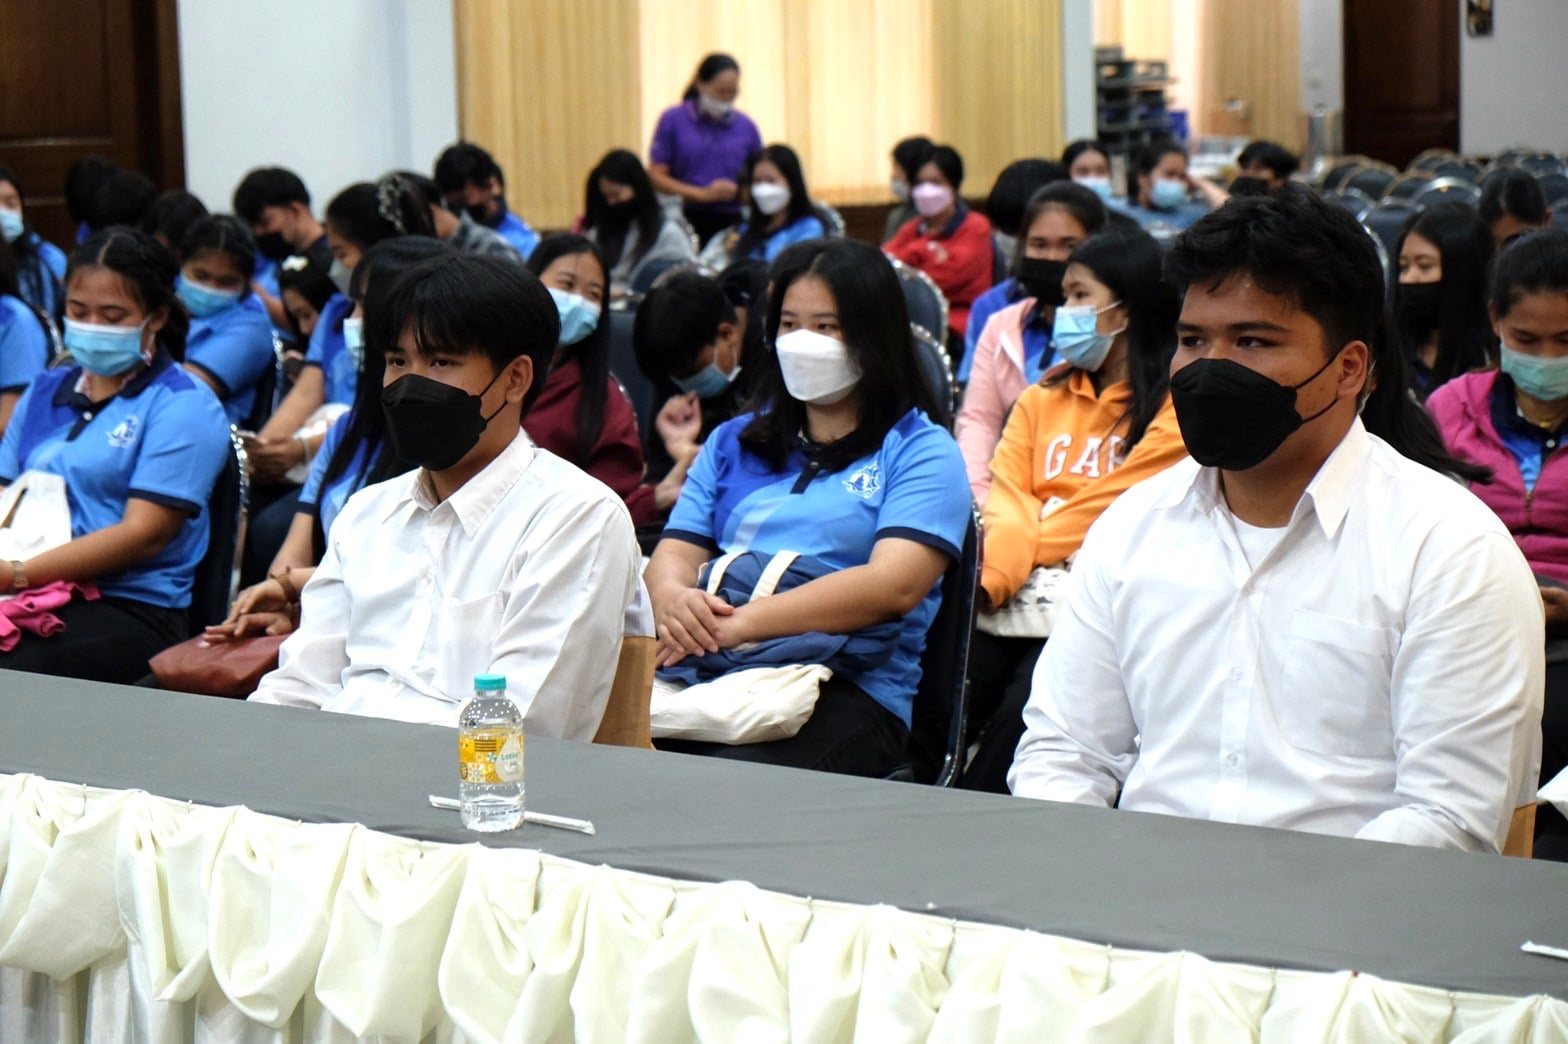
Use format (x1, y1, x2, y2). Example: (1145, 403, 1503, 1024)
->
(1009, 419, 1544, 852)
(251, 431, 642, 739)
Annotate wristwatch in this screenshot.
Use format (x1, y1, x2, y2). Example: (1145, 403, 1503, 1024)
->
(7, 560, 26, 594)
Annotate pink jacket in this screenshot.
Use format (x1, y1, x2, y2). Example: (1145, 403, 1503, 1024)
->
(955, 299, 1035, 504)
(1428, 370, 1568, 584)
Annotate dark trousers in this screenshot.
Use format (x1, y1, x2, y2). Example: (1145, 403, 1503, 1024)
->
(957, 632, 1046, 794)
(683, 207, 738, 248)
(242, 486, 301, 588)
(0, 597, 188, 685)
(657, 675, 909, 778)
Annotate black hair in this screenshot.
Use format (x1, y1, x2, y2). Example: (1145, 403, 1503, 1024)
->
(526, 234, 613, 463)
(64, 156, 117, 226)
(1129, 139, 1186, 200)
(892, 136, 935, 183)
(1237, 140, 1299, 181)
(921, 145, 965, 192)
(0, 165, 57, 314)
(1479, 168, 1548, 230)
(433, 142, 505, 193)
(320, 237, 459, 507)
(90, 169, 157, 232)
(1061, 139, 1112, 176)
(66, 227, 189, 362)
(986, 159, 1066, 242)
(583, 149, 664, 274)
(143, 191, 210, 253)
(1169, 187, 1488, 482)
(1396, 202, 1496, 385)
(276, 254, 336, 338)
(325, 176, 433, 252)
(179, 214, 257, 282)
(1227, 175, 1274, 197)
(741, 239, 938, 472)
(634, 270, 737, 381)
(232, 167, 311, 225)
(1053, 228, 1177, 449)
(395, 171, 446, 216)
(1016, 182, 1109, 328)
(0, 238, 52, 349)
(1491, 227, 1568, 319)
(683, 53, 740, 102)
(717, 257, 769, 380)
(734, 144, 822, 261)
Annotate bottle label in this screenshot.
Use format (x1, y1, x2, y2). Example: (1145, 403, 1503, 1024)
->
(459, 727, 524, 784)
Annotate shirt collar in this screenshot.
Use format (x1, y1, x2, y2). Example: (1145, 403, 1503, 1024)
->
(922, 200, 969, 239)
(55, 347, 173, 407)
(1490, 370, 1568, 443)
(386, 428, 538, 537)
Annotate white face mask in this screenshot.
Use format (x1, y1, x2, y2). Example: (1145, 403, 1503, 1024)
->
(775, 328, 861, 405)
(750, 182, 791, 216)
(698, 91, 732, 119)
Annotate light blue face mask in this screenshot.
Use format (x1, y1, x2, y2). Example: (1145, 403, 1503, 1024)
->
(1051, 302, 1124, 372)
(674, 357, 739, 399)
(549, 287, 600, 346)
(1075, 176, 1113, 202)
(0, 208, 22, 244)
(1501, 343, 1568, 403)
(176, 274, 243, 318)
(1150, 178, 1190, 211)
(343, 316, 365, 371)
(64, 318, 148, 377)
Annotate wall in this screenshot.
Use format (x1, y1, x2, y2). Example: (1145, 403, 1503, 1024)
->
(1297, 0, 1343, 115)
(176, 0, 459, 214)
(1059, 1, 1096, 142)
(1459, 0, 1568, 154)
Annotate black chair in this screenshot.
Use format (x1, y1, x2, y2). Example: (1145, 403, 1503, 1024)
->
(1344, 166, 1397, 200)
(626, 255, 690, 300)
(1430, 160, 1481, 184)
(1321, 188, 1375, 221)
(1322, 156, 1373, 192)
(1414, 178, 1481, 209)
(241, 356, 278, 433)
(1408, 148, 1460, 174)
(1362, 201, 1422, 265)
(991, 235, 1009, 285)
(1551, 200, 1568, 230)
(890, 258, 949, 345)
(606, 308, 656, 446)
(1537, 172, 1568, 206)
(813, 200, 846, 238)
(910, 323, 955, 429)
(188, 427, 248, 635)
(887, 508, 980, 786)
(1383, 173, 1433, 202)
(1519, 153, 1568, 178)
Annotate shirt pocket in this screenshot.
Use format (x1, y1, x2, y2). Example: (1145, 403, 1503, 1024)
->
(1274, 609, 1396, 758)
(437, 592, 503, 699)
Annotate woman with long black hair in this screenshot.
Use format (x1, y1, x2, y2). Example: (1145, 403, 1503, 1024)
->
(581, 149, 695, 296)
(1394, 202, 1497, 398)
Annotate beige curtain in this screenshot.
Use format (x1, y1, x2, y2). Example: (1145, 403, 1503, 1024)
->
(1198, 0, 1301, 144)
(1094, 0, 1175, 61)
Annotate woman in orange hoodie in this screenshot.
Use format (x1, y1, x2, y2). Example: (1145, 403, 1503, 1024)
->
(959, 227, 1189, 791)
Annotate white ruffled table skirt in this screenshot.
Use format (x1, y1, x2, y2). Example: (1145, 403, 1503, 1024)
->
(2, 772, 1566, 1043)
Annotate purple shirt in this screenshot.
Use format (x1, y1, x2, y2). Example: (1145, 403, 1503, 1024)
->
(649, 101, 762, 216)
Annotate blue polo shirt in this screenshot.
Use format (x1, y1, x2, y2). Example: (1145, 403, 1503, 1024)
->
(489, 210, 539, 261)
(298, 411, 380, 537)
(15, 234, 66, 320)
(304, 293, 356, 406)
(664, 408, 970, 726)
(736, 214, 827, 262)
(0, 295, 50, 393)
(185, 297, 276, 426)
(1108, 197, 1211, 232)
(0, 351, 230, 608)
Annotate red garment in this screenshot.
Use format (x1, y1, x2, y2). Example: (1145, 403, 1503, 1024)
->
(523, 358, 656, 525)
(883, 207, 995, 336)
(0, 581, 100, 651)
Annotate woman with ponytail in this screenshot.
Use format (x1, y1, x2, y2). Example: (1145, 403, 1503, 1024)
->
(0, 226, 230, 682)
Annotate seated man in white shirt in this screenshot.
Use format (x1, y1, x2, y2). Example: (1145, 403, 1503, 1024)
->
(251, 255, 642, 738)
(1009, 187, 1544, 852)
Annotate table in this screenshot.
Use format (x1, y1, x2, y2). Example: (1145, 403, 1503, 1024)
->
(2, 670, 1566, 1041)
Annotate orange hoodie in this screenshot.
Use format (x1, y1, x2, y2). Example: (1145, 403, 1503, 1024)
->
(981, 367, 1187, 606)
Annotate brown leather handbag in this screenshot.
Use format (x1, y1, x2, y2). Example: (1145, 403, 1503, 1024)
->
(149, 633, 287, 698)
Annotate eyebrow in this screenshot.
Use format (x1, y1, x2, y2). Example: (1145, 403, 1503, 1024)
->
(780, 309, 839, 319)
(1176, 319, 1292, 334)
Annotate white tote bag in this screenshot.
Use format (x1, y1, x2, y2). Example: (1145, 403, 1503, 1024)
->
(975, 564, 1070, 639)
(0, 471, 72, 563)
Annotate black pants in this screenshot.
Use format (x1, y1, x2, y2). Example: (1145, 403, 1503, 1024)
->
(242, 486, 300, 588)
(657, 675, 908, 778)
(683, 208, 739, 248)
(0, 597, 188, 685)
(957, 632, 1046, 794)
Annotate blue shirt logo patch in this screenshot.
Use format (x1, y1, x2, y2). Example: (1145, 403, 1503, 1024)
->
(843, 461, 881, 499)
(107, 415, 140, 449)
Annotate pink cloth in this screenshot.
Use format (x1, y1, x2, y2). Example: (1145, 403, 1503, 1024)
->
(0, 582, 101, 652)
(955, 298, 1035, 505)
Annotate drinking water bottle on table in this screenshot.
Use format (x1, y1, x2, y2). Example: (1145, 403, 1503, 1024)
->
(458, 673, 524, 831)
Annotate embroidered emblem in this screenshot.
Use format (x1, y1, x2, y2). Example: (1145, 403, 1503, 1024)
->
(842, 461, 881, 499)
(107, 415, 140, 449)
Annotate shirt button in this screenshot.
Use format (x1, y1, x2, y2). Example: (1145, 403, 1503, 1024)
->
(1227, 753, 1241, 767)
(1230, 668, 1243, 682)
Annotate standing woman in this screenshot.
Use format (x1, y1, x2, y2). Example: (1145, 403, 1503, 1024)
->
(648, 53, 763, 246)
(581, 149, 696, 297)
(177, 215, 277, 427)
(0, 165, 68, 321)
(0, 228, 230, 682)
(1394, 202, 1496, 398)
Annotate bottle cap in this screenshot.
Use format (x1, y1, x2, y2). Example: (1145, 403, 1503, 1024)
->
(474, 674, 507, 692)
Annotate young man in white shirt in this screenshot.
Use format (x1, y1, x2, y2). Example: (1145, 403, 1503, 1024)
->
(250, 256, 642, 739)
(1009, 187, 1544, 852)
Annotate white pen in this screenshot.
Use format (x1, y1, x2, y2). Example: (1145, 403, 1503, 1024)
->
(1522, 940, 1568, 962)
(427, 795, 596, 835)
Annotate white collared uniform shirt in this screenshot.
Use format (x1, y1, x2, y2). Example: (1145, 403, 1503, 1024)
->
(1009, 420, 1544, 852)
(251, 431, 643, 739)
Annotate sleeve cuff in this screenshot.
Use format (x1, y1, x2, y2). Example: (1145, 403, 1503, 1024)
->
(184, 361, 232, 398)
(660, 528, 719, 552)
(875, 526, 960, 563)
(128, 488, 203, 514)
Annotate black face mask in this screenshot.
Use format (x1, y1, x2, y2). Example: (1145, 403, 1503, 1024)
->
(1395, 282, 1444, 341)
(464, 203, 494, 226)
(1015, 257, 1067, 308)
(255, 231, 292, 263)
(604, 200, 639, 223)
(380, 371, 506, 472)
(1169, 352, 1342, 471)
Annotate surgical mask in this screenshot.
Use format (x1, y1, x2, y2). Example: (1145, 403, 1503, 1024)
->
(176, 274, 242, 318)
(1169, 352, 1342, 471)
(1075, 176, 1114, 201)
(342, 316, 365, 371)
(1501, 343, 1568, 403)
(548, 287, 600, 346)
(698, 92, 732, 120)
(775, 328, 861, 405)
(254, 231, 291, 262)
(1015, 257, 1067, 308)
(1052, 302, 1124, 372)
(675, 361, 738, 399)
(1150, 178, 1190, 210)
(64, 318, 149, 377)
(890, 178, 910, 203)
(1395, 282, 1444, 340)
(912, 183, 954, 220)
(329, 259, 352, 296)
(381, 370, 506, 472)
(751, 182, 791, 217)
(0, 207, 22, 244)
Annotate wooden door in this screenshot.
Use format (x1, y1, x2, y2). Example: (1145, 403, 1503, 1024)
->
(0, 0, 184, 249)
(1342, 0, 1460, 167)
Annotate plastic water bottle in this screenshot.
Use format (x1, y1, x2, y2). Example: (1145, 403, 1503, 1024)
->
(458, 674, 524, 831)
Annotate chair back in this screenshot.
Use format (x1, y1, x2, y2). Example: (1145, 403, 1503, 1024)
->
(1361, 201, 1422, 266)
(1518, 153, 1568, 178)
(889, 258, 950, 345)
(1321, 188, 1375, 222)
(1383, 173, 1433, 202)
(1407, 148, 1461, 174)
(1414, 178, 1481, 209)
(1552, 200, 1568, 230)
(594, 634, 656, 748)
(606, 308, 656, 446)
(910, 323, 956, 429)
(1536, 172, 1568, 206)
(627, 255, 690, 299)
(1322, 155, 1384, 192)
(188, 427, 248, 635)
(813, 200, 847, 238)
(1345, 166, 1397, 200)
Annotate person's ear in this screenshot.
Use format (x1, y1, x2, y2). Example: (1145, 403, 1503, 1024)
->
(145, 305, 168, 338)
(1338, 340, 1370, 398)
(504, 355, 534, 405)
